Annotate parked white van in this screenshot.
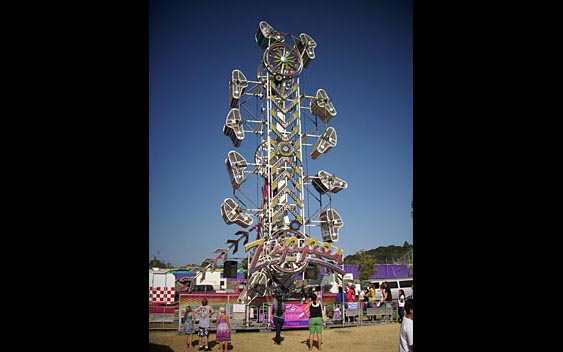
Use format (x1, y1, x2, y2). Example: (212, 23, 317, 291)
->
(361, 278, 413, 300)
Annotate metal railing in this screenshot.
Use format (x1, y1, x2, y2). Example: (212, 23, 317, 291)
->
(323, 301, 397, 328)
(155, 300, 399, 331)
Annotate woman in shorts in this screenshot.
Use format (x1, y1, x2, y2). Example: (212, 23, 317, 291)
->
(304, 292, 324, 351)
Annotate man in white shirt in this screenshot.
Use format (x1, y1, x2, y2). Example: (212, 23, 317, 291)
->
(399, 299, 413, 352)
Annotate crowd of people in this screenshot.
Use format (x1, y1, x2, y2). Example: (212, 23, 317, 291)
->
(180, 287, 413, 352)
(334, 281, 396, 321)
(182, 298, 231, 351)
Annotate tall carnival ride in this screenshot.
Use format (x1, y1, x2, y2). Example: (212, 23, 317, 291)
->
(197, 21, 348, 306)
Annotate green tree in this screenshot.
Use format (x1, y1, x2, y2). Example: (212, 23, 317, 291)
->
(352, 250, 376, 281)
(149, 256, 172, 269)
(344, 243, 413, 265)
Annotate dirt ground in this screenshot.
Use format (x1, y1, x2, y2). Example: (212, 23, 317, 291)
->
(149, 323, 400, 352)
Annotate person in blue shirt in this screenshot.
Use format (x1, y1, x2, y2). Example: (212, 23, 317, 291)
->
(335, 286, 345, 320)
(336, 286, 345, 303)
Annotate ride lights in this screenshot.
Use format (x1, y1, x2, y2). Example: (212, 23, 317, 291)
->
(289, 219, 302, 231)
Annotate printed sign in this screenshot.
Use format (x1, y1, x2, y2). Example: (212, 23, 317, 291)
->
(270, 299, 324, 329)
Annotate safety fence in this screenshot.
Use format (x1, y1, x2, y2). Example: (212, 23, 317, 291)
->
(324, 301, 397, 327)
(149, 305, 180, 330)
(150, 300, 398, 331)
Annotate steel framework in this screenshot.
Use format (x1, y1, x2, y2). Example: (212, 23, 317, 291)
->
(218, 21, 349, 304)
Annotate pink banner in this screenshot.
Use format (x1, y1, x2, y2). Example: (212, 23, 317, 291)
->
(270, 300, 324, 329)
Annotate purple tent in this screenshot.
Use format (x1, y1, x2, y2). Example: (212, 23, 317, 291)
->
(368, 264, 410, 279)
(319, 264, 411, 279)
(318, 264, 359, 279)
(169, 269, 246, 281)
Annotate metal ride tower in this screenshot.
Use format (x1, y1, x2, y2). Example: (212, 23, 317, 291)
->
(219, 21, 348, 304)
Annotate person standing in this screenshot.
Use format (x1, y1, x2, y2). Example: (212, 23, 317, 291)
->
(336, 286, 345, 305)
(399, 299, 413, 352)
(304, 292, 324, 351)
(359, 287, 366, 303)
(272, 295, 286, 345)
(182, 306, 196, 349)
(215, 307, 231, 352)
(397, 289, 406, 323)
(360, 288, 367, 315)
(384, 281, 393, 303)
(365, 283, 376, 321)
(345, 284, 357, 322)
(335, 286, 345, 320)
(385, 282, 393, 318)
(368, 283, 376, 308)
(346, 284, 355, 303)
(377, 281, 387, 308)
(194, 298, 215, 351)
(382, 282, 393, 320)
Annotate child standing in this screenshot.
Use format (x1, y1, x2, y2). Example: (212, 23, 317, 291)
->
(183, 306, 196, 348)
(215, 306, 231, 352)
(194, 298, 214, 351)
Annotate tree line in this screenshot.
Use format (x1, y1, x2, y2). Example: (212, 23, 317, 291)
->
(343, 241, 413, 280)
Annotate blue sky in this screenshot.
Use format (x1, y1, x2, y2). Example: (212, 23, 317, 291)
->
(149, 0, 413, 267)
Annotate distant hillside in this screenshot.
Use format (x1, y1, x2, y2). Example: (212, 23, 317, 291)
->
(344, 241, 413, 264)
